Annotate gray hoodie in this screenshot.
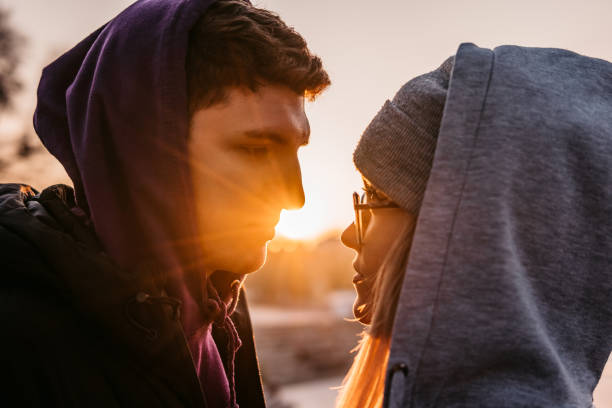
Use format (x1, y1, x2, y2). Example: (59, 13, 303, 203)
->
(384, 43, 612, 408)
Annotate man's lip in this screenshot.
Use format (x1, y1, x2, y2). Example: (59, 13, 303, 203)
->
(244, 214, 280, 239)
(249, 225, 276, 241)
(247, 223, 275, 232)
(265, 228, 276, 240)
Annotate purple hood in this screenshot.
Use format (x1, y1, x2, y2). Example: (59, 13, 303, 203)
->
(33, 0, 244, 406)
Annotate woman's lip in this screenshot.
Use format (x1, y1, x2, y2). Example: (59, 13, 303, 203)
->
(353, 272, 365, 284)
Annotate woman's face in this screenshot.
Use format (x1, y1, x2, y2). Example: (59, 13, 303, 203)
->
(341, 184, 415, 324)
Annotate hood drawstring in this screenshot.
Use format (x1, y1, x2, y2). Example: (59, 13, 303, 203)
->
(204, 278, 243, 408)
(125, 292, 183, 341)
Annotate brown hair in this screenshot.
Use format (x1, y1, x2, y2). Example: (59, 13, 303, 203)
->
(186, 0, 330, 114)
(336, 219, 416, 408)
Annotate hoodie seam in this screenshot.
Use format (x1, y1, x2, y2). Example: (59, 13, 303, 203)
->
(409, 50, 496, 408)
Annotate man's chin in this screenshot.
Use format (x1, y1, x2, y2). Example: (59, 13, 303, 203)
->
(219, 242, 268, 275)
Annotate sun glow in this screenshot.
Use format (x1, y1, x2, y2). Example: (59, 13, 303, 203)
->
(274, 208, 328, 240)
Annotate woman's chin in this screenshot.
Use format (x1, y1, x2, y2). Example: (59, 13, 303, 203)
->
(353, 299, 372, 324)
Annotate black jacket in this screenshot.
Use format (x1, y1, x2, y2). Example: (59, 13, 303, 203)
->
(0, 183, 266, 407)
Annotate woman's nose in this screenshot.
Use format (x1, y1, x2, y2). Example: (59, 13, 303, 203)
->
(341, 222, 359, 251)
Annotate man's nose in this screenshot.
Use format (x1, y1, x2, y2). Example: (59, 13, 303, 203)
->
(279, 155, 305, 210)
(341, 222, 359, 251)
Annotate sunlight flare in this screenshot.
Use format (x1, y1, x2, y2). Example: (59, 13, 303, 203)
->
(274, 208, 327, 240)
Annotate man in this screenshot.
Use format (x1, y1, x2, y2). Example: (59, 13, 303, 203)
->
(0, 0, 329, 407)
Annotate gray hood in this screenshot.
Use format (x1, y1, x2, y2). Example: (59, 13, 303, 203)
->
(385, 43, 612, 408)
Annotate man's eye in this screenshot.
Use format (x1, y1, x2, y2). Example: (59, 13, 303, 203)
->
(240, 146, 269, 156)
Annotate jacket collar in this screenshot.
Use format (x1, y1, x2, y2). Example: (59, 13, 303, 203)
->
(0, 183, 206, 407)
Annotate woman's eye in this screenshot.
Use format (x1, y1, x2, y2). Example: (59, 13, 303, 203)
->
(363, 187, 383, 204)
(366, 194, 382, 205)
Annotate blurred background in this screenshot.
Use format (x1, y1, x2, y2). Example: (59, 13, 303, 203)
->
(1, 0, 612, 406)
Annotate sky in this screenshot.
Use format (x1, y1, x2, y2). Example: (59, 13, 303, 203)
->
(2, 0, 612, 239)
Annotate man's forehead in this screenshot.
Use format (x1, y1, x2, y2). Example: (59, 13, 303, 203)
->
(249, 100, 310, 145)
(191, 85, 310, 144)
(236, 102, 310, 145)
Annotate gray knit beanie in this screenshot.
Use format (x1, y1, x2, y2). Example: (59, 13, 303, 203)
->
(354, 56, 454, 213)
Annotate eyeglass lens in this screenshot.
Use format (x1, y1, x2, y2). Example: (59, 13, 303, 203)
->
(353, 192, 373, 248)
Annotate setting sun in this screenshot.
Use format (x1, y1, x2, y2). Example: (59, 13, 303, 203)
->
(274, 208, 329, 240)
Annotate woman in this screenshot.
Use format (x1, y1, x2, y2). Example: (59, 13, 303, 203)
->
(337, 55, 452, 408)
(338, 44, 612, 408)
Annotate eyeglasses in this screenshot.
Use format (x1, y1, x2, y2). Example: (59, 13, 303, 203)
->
(352, 191, 399, 248)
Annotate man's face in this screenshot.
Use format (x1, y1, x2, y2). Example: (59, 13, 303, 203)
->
(189, 85, 309, 275)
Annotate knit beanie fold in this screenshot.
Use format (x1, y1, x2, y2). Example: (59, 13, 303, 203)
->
(354, 100, 438, 213)
(353, 56, 453, 213)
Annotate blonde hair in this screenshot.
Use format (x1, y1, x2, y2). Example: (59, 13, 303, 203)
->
(336, 220, 416, 408)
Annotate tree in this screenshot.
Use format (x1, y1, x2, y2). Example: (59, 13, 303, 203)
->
(0, 7, 23, 111)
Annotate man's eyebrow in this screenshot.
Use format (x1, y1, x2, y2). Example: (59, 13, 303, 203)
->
(243, 130, 310, 146)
